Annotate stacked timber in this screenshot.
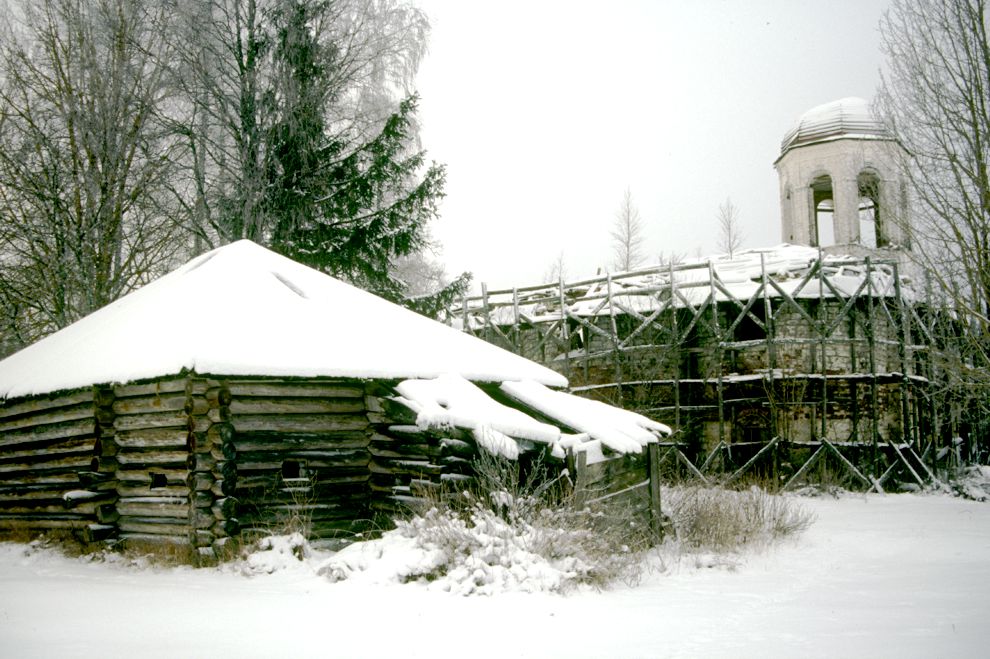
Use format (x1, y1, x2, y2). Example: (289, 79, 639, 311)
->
(366, 391, 478, 519)
(111, 376, 192, 547)
(225, 379, 373, 541)
(0, 388, 112, 541)
(184, 377, 237, 562)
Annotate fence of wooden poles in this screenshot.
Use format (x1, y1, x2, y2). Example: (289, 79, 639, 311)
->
(453, 250, 983, 491)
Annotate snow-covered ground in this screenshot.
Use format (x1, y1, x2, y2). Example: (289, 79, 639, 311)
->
(1, 492, 988, 658)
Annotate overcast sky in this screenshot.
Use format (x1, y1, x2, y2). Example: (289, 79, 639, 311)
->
(413, 0, 890, 291)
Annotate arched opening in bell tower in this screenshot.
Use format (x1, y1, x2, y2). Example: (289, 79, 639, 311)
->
(857, 171, 882, 248)
(811, 174, 835, 247)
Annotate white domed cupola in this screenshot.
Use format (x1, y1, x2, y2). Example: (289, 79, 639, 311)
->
(775, 97, 910, 255)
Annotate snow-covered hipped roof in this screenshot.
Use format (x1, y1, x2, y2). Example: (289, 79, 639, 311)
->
(779, 97, 891, 158)
(0, 240, 567, 399)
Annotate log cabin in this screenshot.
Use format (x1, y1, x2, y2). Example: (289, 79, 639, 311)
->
(0, 240, 669, 561)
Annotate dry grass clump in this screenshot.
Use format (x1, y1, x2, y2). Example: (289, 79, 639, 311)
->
(663, 485, 814, 552)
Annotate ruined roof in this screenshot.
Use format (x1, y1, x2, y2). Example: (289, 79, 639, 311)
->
(779, 97, 892, 159)
(0, 240, 568, 399)
(454, 244, 915, 330)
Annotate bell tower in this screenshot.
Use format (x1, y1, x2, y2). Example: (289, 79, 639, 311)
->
(775, 97, 910, 257)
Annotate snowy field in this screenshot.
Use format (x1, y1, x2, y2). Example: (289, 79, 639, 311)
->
(1, 493, 988, 659)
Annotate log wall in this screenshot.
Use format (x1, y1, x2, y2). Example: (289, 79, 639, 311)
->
(0, 389, 110, 541)
(225, 379, 373, 543)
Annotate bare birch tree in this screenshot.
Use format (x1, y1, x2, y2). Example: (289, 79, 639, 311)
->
(877, 0, 989, 330)
(0, 0, 183, 352)
(610, 188, 647, 272)
(717, 197, 744, 258)
(876, 0, 990, 453)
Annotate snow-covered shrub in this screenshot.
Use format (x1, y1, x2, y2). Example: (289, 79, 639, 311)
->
(239, 532, 314, 575)
(320, 450, 648, 594)
(663, 485, 814, 552)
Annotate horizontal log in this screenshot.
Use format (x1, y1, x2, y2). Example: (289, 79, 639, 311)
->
(117, 517, 190, 536)
(117, 516, 190, 543)
(0, 437, 97, 465)
(190, 507, 215, 529)
(211, 497, 238, 519)
(186, 471, 214, 491)
(116, 468, 187, 485)
(112, 393, 187, 416)
(368, 444, 442, 460)
(113, 377, 188, 399)
(231, 414, 369, 434)
(212, 479, 237, 498)
(375, 397, 419, 425)
(187, 453, 216, 472)
(232, 433, 370, 452)
(184, 397, 209, 416)
(235, 448, 367, 466)
(94, 388, 116, 407)
(214, 518, 239, 536)
(206, 423, 234, 445)
(113, 411, 189, 432)
(0, 419, 96, 451)
(118, 484, 190, 498)
(116, 450, 188, 467)
(185, 378, 219, 397)
(116, 501, 190, 519)
(76, 470, 115, 486)
(369, 459, 444, 477)
(191, 491, 214, 508)
(439, 438, 476, 458)
(0, 474, 81, 493)
(0, 401, 94, 433)
(0, 516, 91, 531)
(189, 417, 211, 433)
(192, 528, 215, 548)
(0, 454, 94, 476)
(0, 389, 94, 420)
(226, 381, 364, 399)
(114, 428, 189, 450)
(83, 523, 116, 543)
(228, 397, 365, 416)
(205, 388, 232, 407)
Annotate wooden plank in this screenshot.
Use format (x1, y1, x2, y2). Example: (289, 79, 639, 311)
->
(576, 454, 647, 490)
(228, 397, 365, 415)
(231, 414, 368, 434)
(233, 434, 371, 452)
(648, 443, 663, 538)
(226, 381, 364, 399)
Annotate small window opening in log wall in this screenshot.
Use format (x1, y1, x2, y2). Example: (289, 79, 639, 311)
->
(282, 460, 302, 479)
(150, 472, 168, 489)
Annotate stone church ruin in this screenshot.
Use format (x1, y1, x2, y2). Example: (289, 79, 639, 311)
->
(455, 98, 983, 491)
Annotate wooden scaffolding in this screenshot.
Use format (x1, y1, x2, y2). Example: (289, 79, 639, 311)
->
(453, 250, 972, 491)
